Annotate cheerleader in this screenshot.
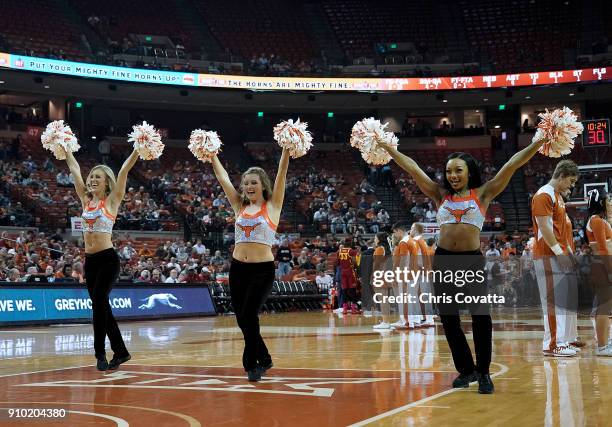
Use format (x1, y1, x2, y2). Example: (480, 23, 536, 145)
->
(584, 189, 612, 356)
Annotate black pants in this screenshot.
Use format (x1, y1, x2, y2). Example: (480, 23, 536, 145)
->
(84, 248, 128, 359)
(433, 247, 492, 375)
(343, 287, 358, 304)
(229, 259, 275, 372)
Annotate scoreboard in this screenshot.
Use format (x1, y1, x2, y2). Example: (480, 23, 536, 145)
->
(582, 119, 610, 147)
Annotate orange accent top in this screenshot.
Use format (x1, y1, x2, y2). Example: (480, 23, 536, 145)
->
(437, 189, 486, 230)
(586, 215, 612, 255)
(235, 202, 278, 246)
(81, 199, 116, 234)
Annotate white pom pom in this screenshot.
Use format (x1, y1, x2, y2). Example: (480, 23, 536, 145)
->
(535, 107, 583, 158)
(41, 120, 80, 160)
(189, 129, 222, 163)
(127, 121, 164, 160)
(350, 118, 397, 165)
(273, 118, 313, 158)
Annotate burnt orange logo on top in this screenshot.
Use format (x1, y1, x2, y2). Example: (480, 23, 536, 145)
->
(237, 222, 260, 237)
(444, 206, 474, 222)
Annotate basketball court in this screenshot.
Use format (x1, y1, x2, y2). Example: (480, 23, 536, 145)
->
(1, 310, 610, 426)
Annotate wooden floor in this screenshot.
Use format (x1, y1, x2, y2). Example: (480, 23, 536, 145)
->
(0, 309, 610, 426)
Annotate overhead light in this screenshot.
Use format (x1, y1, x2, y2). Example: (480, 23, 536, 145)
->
(442, 99, 448, 103)
(475, 110, 480, 113)
(44, 85, 50, 89)
(92, 136, 97, 140)
(525, 96, 531, 99)
(494, 125, 501, 129)
(569, 93, 575, 96)
(483, 98, 488, 101)
(0, 81, 4, 84)
(440, 111, 445, 114)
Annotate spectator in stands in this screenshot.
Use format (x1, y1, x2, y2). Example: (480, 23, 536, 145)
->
(135, 269, 151, 283)
(22, 266, 39, 282)
(4, 268, 21, 282)
(193, 239, 206, 255)
(121, 241, 137, 260)
(210, 250, 224, 268)
(313, 207, 328, 224)
(276, 239, 292, 279)
(164, 268, 179, 283)
(151, 269, 163, 283)
(138, 243, 154, 257)
(56, 171, 73, 187)
(315, 271, 333, 291)
(45, 265, 56, 283)
(425, 206, 437, 222)
(331, 214, 346, 234)
(72, 261, 85, 283)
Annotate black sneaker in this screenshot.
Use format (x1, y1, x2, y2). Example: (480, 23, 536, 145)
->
(258, 362, 273, 375)
(108, 354, 131, 371)
(247, 369, 262, 382)
(452, 371, 478, 388)
(478, 373, 494, 394)
(96, 357, 108, 371)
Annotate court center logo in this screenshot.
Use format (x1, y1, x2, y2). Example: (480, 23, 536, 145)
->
(138, 293, 182, 310)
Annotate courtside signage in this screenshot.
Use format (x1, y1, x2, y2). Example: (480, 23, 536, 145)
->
(0, 286, 215, 325)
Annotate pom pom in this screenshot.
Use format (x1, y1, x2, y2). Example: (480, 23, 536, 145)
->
(127, 121, 164, 160)
(188, 129, 222, 163)
(350, 118, 398, 165)
(535, 107, 583, 158)
(41, 120, 80, 160)
(273, 118, 313, 159)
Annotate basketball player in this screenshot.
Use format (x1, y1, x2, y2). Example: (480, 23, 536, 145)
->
(337, 240, 360, 314)
(532, 160, 580, 357)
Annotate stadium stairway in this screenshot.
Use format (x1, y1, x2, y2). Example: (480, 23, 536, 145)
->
(174, 0, 226, 60)
(374, 185, 412, 226)
(302, 2, 345, 65)
(494, 149, 531, 232)
(60, 0, 104, 60)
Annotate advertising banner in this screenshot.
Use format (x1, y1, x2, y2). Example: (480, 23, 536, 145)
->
(0, 285, 215, 325)
(1, 52, 609, 91)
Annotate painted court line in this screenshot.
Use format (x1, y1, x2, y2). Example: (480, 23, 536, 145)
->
(348, 362, 510, 426)
(0, 365, 91, 379)
(130, 363, 458, 373)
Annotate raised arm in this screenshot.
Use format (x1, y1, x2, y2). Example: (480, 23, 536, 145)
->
(108, 148, 140, 208)
(479, 138, 545, 204)
(269, 148, 290, 211)
(63, 149, 87, 203)
(211, 155, 242, 214)
(380, 144, 445, 206)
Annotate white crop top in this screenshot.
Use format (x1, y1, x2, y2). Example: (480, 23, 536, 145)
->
(436, 189, 486, 231)
(81, 199, 116, 234)
(234, 202, 277, 246)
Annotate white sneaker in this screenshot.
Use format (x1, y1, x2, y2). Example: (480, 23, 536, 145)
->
(391, 320, 407, 328)
(333, 307, 343, 314)
(373, 322, 392, 330)
(543, 346, 577, 357)
(596, 344, 612, 357)
(567, 344, 581, 353)
(363, 311, 373, 318)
